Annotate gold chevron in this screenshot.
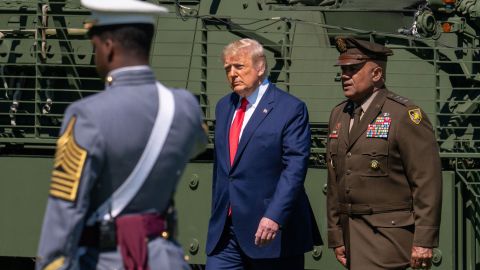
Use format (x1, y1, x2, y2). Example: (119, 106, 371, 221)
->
(49, 116, 87, 201)
(44, 256, 65, 270)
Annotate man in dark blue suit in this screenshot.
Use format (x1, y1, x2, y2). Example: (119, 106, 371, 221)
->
(206, 38, 321, 270)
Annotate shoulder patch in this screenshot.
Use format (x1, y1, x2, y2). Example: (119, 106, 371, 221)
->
(44, 256, 65, 270)
(386, 92, 414, 107)
(408, 108, 422, 124)
(49, 116, 87, 202)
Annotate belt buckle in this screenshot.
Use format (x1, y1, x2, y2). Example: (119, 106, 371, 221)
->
(99, 219, 117, 251)
(347, 203, 353, 216)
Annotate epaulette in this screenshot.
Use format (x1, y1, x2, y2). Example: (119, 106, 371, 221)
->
(334, 99, 348, 108)
(386, 92, 414, 107)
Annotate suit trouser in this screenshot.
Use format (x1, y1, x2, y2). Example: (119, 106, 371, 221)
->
(206, 218, 304, 270)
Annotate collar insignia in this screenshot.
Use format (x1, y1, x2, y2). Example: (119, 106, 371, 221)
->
(329, 122, 341, 138)
(336, 38, 347, 53)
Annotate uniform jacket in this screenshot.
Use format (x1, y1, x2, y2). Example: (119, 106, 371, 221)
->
(206, 83, 321, 259)
(326, 88, 442, 264)
(36, 67, 207, 270)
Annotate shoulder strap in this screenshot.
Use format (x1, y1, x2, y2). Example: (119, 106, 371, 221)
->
(87, 82, 175, 225)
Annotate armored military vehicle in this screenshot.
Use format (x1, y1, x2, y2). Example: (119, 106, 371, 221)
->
(0, 0, 478, 269)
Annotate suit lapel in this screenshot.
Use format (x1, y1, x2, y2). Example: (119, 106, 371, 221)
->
(225, 94, 240, 170)
(231, 84, 275, 169)
(348, 89, 387, 147)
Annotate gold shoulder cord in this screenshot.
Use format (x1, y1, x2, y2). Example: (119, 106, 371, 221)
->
(49, 116, 87, 202)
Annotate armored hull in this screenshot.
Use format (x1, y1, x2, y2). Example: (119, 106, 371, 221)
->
(0, 1, 478, 269)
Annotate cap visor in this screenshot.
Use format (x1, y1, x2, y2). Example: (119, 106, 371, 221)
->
(334, 59, 366, 66)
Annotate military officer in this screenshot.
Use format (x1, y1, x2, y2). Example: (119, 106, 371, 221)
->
(326, 37, 442, 270)
(35, 0, 207, 269)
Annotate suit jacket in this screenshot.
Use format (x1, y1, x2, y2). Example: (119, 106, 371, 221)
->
(206, 83, 321, 259)
(36, 66, 207, 270)
(326, 88, 442, 268)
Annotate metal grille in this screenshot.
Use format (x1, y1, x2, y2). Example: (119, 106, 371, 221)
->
(0, 0, 101, 148)
(0, 3, 478, 158)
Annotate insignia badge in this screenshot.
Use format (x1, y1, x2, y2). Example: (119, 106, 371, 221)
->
(106, 76, 113, 86)
(263, 108, 268, 114)
(408, 108, 422, 124)
(329, 122, 341, 138)
(49, 116, 87, 202)
(44, 256, 65, 270)
(366, 113, 391, 138)
(370, 160, 380, 170)
(336, 38, 347, 53)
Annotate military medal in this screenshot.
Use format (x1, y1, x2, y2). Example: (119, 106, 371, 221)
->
(370, 160, 380, 170)
(366, 112, 391, 138)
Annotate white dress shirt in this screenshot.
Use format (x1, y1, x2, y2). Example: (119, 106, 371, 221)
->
(231, 79, 269, 139)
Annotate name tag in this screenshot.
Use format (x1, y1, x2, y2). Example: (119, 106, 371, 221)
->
(329, 122, 341, 138)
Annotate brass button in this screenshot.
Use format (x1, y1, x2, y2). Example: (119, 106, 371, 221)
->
(346, 170, 351, 175)
(391, 220, 396, 225)
(347, 152, 352, 157)
(106, 76, 113, 85)
(161, 231, 169, 239)
(370, 160, 380, 170)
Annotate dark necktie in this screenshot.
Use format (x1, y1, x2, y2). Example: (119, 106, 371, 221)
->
(229, 98, 248, 165)
(350, 105, 362, 133)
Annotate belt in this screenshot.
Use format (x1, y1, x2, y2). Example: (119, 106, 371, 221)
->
(79, 213, 169, 249)
(338, 201, 412, 216)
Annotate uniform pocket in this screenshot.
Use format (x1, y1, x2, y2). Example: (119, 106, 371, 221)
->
(360, 146, 388, 177)
(329, 139, 338, 169)
(362, 211, 414, 228)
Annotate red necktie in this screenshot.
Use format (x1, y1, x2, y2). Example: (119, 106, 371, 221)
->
(229, 98, 248, 165)
(228, 98, 248, 217)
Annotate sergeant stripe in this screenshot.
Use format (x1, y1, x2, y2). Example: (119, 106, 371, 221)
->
(43, 256, 65, 270)
(49, 116, 87, 202)
(51, 178, 75, 189)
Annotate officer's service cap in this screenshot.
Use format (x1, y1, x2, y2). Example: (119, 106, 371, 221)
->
(81, 0, 168, 29)
(335, 37, 393, 66)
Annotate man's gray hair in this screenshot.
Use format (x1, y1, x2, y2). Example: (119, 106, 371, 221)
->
(222, 38, 268, 78)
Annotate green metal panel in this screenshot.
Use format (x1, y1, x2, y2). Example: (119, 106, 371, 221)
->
(0, 157, 50, 257)
(0, 158, 457, 270)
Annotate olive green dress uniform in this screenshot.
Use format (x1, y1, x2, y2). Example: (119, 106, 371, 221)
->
(326, 37, 442, 270)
